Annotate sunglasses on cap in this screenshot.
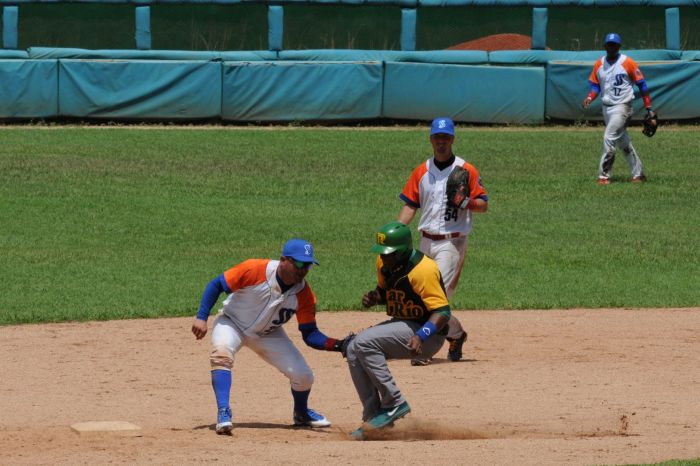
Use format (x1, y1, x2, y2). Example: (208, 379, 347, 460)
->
(288, 258, 313, 270)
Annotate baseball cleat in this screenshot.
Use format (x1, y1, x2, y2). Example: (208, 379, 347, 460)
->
(410, 357, 432, 366)
(631, 175, 647, 183)
(366, 401, 411, 429)
(350, 427, 365, 440)
(447, 331, 468, 362)
(216, 407, 233, 435)
(293, 408, 331, 428)
(597, 177, 611, 185)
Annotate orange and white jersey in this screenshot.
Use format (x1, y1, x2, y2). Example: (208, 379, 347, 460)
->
(589, 54, 645, 106)
(219, 259, 317, 337)
(400, 156, 488, 236)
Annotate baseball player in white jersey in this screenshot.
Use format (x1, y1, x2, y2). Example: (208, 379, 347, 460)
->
(582, 33, 654, 185)
(191, 238, 352, 435)
(398, 117, 489, 365)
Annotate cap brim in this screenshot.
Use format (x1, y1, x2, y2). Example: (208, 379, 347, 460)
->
(289, 255, 319, 265)
(370, 244, 397, 254)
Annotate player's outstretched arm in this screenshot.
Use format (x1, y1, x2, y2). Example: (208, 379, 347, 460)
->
(298, 322, 351, 354)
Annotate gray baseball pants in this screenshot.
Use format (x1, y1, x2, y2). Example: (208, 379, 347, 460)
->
(345, 318, 446, 421)
(599, 103, 645, 179)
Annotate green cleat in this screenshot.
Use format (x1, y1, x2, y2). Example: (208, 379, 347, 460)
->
(366, 401, 411, 429)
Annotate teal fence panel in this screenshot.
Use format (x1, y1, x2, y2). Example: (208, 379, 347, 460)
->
(681, 50, 700, 60)
(30, 48, 276, 61)
(2, 6, 18, 49)
(489, 49, 682, 64)
(28, 47, 223, 60)
(0, 50, 28, 58)
(58, 59, 221, 119)
(221, 61, 383, 121)
(278, 49, 488, 63)
(383, 62, 545, 123)
(0, 59, 57, 118)
(546, 60, 700, 120)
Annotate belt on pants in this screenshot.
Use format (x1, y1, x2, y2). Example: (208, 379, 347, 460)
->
(421, 231, 462, 240)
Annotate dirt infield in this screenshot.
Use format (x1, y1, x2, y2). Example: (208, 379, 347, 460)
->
(1, 309, 698, 465)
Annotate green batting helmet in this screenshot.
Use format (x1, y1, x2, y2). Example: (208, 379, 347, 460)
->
(370, 221, 413, 255)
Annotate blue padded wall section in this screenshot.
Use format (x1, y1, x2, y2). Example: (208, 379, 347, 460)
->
(0, 50, 28, 58)
(58, 60, 221, 119)
(383, 62, 545, 123)
(489, 49, 682, 64)
(278, 49, 487, 63)
(665, 7, 680, 50)
(268, 6, 283, 52)
(546, 61, 700, 120)
(531, 8, 547, 50)
(135, 6, 152, 50)
(0, 60, 57, 118)
(3, 6, 18, 50)
(221, 61, 383, 121)
(401, 8, 417, 51)
(28, 47, 276, 61)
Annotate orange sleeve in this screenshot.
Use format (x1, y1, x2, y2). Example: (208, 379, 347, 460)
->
(400, 163, 428, 207)
(588, 60, 602, 84)
(463, 162, 487, 201)
(222, 259, 269, 292)
(623, 58, 645, 83)
(294, 283, 318, 325)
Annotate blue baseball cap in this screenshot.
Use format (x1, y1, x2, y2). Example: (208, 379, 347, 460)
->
(430, 117, 455, 136)
(282, 238, 319, 265)
(605, 33, 622, 45)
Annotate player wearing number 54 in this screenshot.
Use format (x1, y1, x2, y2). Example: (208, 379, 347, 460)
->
(397, 117, 489, 365)
(191, 238, 350, 435)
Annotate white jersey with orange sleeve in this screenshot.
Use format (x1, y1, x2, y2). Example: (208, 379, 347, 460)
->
(219, 259, 317, 337)
(589, 54, 646, 106)
(400, 156, 488, 236)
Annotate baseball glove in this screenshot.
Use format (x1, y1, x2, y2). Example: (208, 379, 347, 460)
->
(333, 333, 356, 358)
(446, 165, 470, 209)
(642, 109, 658, 137)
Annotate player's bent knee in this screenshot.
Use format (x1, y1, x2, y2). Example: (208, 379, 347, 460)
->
(210, 345, 234, 370)
(290, 370, 314, 392)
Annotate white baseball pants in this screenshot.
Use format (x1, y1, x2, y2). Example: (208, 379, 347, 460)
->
(419, 235, 468, 340)
(599, 103, 645, 179)
(210, 312, 314, 392)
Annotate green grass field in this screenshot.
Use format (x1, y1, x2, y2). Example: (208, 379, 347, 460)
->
(0, 126, 698, 325)
(627, 460, 700, 466)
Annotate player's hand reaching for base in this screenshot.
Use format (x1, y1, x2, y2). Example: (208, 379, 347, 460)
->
(192, 318, 208, 340)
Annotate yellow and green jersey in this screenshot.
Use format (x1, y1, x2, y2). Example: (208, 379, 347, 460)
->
(375, 251, 451, 324)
